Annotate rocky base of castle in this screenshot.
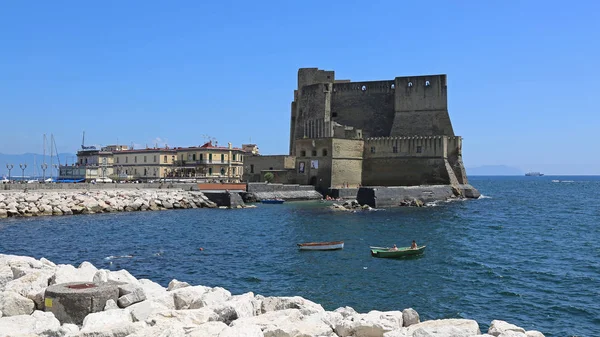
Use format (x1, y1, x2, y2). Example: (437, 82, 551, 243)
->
(242, 190, 324, 203)
(0, 189, 257, 219)
(0, 254, 545, 337)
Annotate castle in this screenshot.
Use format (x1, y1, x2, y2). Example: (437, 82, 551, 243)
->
(244, 68, 471, 193)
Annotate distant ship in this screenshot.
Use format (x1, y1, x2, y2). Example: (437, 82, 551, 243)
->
(525, 172, 544, 176)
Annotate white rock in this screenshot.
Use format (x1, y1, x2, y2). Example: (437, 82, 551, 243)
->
(40, 257, 57, 267)
(145, 308, 218, 327)
(0, 291, 35, 316)
(217, 323, 264, 337)
(104, 299, 119, 310)
(117, 283, 147, 308)
(172, 285, 211, 310)
(260, 295, 325, 314)
(334, 306, 358, 318)
(525, 331, 545, 337)
(488, 320, 526, 336)
(0, 266, 13, 291)
(139, 279, 167, 299)
(3, 269, 53, 309)
(394, 318, 481, 337)
(402, 308, 420, 327)
(167, 279, 191, 291)
(93, 269, 140, 285)
(189, 286, 231, 309)
(129, 300, 170, 322)
(0, 310, 61, 336)
(61, 323, 80, 334)
(127, 324, 187, 337)
(50, 263, 97, 285)
(497, 331, 528, 337)
(185, 321, 229, 336)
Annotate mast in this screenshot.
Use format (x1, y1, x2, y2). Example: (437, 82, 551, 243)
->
(50, 134, 54, 179)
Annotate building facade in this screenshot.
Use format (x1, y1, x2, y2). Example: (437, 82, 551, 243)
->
(60, 141, 245, 182)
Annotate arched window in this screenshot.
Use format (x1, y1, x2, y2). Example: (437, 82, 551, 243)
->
(322, 149, 328, 156)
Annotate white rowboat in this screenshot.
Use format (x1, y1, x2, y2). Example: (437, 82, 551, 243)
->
(297, 241, 344, 251)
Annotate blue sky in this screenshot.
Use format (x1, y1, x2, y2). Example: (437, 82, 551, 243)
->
(0, 1, 598, 174)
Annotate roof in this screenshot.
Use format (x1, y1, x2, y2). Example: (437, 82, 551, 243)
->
(175, 141, 245, 152)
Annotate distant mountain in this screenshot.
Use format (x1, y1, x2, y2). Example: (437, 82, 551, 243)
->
(466, 165, 524, 176)
(0, 152, 76, 178)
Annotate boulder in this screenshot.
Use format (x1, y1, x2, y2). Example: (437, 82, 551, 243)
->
(0, 291, 35, 316)
(402, 308, 420, 327)
(488, 320, 526, 336)
(0, 310, 61, 337)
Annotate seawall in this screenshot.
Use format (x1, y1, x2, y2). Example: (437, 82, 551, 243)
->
(0, 189, 227, 219)
(244, 182, 323, 201)
(0, 253, 546, 337)
(356, 184, 481, 208)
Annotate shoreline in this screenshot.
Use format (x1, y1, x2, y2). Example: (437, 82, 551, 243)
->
(0, 253, 545, 336)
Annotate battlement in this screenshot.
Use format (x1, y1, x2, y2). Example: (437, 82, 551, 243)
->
(363, 136, 462, 159)
(333, 80, 396, 93)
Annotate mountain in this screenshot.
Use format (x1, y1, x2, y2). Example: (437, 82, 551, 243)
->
(466, 165, 524, 176)
(0, 152, 76, 178)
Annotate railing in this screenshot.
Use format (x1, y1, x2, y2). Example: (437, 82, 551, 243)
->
(175, 160, 242, 166)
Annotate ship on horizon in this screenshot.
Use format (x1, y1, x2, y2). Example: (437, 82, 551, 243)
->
(525, 172, 544, 176)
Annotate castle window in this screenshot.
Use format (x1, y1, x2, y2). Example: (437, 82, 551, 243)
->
(393, 146, 398, 153)
(269, 167, 273, 170)
(250, 165, 254, 173)
(425, 80, 431, 87)
(300, 150, 306, 157)
(311, 150, 317, 156)
(332, 112, 338, 117)
(416, 146, 423, 153)
(391, 84, 395, 89)
(322, 149, 328, 156)
(371, 147, 376, 153)
(324, 84, 329, 91)
(361, 85, 367, 91)
(408, 82, 413, 87)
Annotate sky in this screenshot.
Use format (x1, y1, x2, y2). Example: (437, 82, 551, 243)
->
(0, 1, 598, 175)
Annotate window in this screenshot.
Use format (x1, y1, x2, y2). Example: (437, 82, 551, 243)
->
(116, 157, 119, 163)
(144, 156, 147, 163)
(208, 168, 212, 175)
(393, 146, 398, 153)
(300, 150, 306, 157)
(134, 169, 137, 174)
(250, 164, 254, 173)
(134, 156, 137, 163)
(126, 157, 128, 163)
(200, 154, 204, 161)
(193, 154, 196, 161)
(322, 149, 328, 156)
(153, 155, 157, 163)
(425, 80, 431, 87)
(311, 150, 317, 156)
(163, 156, 167, 163)
(221, 154, 224, 162)
(416, 146, 423, 153)
(371, 147, 376, 153)
(220, 168, 225, 175)
(332, 112, 338, 117)
(233, 154, 236, 161)
(144, 168, 147, 176)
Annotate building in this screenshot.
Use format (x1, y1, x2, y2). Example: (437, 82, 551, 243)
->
(59, 141, 245, 182)
(244, 67, 470, 193)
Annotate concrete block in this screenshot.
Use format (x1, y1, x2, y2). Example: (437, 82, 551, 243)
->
(44, 281, 119, 325)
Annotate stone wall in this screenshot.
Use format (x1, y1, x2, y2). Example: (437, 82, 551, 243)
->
(362, 158, 452, 186)
(246, 183, 322, 201)
(356, 184, 481, 208)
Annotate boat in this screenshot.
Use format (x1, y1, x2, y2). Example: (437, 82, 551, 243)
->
(261, 199, 285, 204)
(370, 245, 426, 258)
(525, 172, 544, 176)
(298, 241, 344, 251)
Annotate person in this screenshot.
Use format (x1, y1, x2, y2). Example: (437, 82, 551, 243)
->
(411, 240, 418, 249)
(389, 244, 398, 251)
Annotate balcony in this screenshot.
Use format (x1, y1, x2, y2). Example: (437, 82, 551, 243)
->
(175, 159, 242, 166)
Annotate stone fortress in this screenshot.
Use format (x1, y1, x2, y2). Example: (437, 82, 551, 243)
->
(245, 67, 480, 200)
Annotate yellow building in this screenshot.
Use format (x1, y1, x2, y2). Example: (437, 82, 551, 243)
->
(112, 147, 177, 181)
(173, 141, 245, 182)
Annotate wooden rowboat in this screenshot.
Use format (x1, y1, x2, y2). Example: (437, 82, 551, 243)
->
(370, 245, 426, 258)
(297, 241, 344, 251)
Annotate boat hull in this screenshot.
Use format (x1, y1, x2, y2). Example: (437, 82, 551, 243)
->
(298, 241, 344, 251)
(370, 246, 426, 258)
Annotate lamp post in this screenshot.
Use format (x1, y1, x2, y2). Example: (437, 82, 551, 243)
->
(6, 164, 13, 182)
(41, 163, 48, 182)
(19, 163, 27, 183)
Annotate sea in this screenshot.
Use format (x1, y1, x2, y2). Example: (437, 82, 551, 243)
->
(0, 176, 598, 337)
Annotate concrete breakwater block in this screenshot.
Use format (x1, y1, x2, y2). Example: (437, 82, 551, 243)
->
(44, 282, 119, 325)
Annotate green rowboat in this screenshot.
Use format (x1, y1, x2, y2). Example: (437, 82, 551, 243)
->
(370, 245, 426, 258)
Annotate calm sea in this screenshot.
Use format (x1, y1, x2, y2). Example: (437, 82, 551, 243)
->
(1, 176, 598, 337)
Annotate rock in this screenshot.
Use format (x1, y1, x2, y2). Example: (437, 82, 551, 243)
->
(185, 321, 229, 336)
(0, 209, 7, 218)
(93, 269, 140, 285)
(0, 266, 14, 290)
(0, 310, 61, 336)
(261, 295, 325, 314)
(167, 279, 190, 291)
(80, 309, 146, 337)
(138, 279, 167, 299)
(488, 320, 526, 336)
(129, 300, 169, 322)
(117, 283, 146, 308)
(188, 286, 231, 309)
(525, 331, 545, 337)
(40, 257, 56, 267)
(396, 318, 481, 337)
(146, 307, 219, 327)
(171, 285, 211, 310)
(0, 291, 35, 316)
(50, 263, 97, 285)
(104, 299, 119, 310)
(402, 307, 420, 326)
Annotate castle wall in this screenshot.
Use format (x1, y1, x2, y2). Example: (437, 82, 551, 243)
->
(363, 136, 448, 159)
(295, 138, 333, 192)
(447, 136, 468, 184)
(330, 138, 363, 188)
(362, 157, 451, 186)
(331, 80, 396, 138)
(243, 155, 296, 182)
(390, 75, 455, 136)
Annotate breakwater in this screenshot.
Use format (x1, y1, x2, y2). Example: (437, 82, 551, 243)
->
(0, 189, 223, 218)
(0, 254, 545, 337)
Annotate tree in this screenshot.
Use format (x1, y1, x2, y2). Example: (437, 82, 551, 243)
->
(264, 172, 274, 183)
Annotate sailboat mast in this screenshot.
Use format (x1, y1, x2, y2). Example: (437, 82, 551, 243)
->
(50, 134, 54, 179)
